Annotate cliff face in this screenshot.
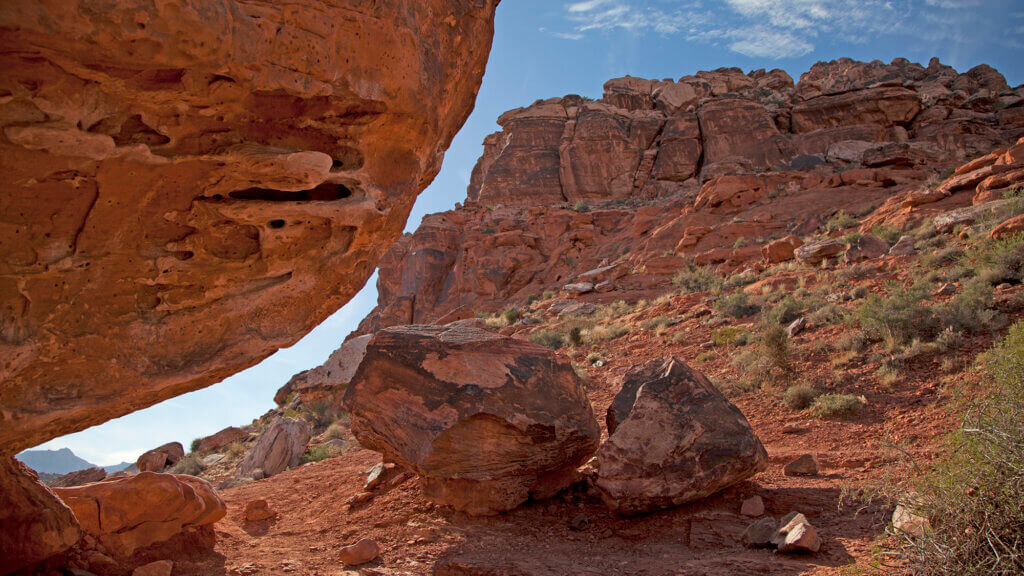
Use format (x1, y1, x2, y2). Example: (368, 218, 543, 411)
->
(352, 58, 1022, 336)
(0, 0, 499, 454)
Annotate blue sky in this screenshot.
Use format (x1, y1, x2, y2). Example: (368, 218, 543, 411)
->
(30, 0, 1023, 465)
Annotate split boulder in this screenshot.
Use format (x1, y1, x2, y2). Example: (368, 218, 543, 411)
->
(595, 357, 768, 516)
(236, 418, 312, 479)
(136, 442, 185, 473)
(343, 324, 601, 515)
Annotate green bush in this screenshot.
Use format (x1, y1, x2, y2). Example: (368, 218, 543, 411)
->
(935, 277, 996, 334)
(872, 224, 902, 244)
(856, 282, 936, 350)
(897, 321, 1024, 575)
(573, 201, 591, 213)
(765, 294, 805, 325)
(542, 290, 555, 300)
(973, 233, 1024, 285)
(715, 291, 760, 319)
(825, 211, 857, 232)
(529, 329, 564, 349)
(731, 323, 792, 391)
(696, 351, 717, 363)
(640, 315, 672, 332)
(712, 326, 745, 347)
(810, 393, 864, 418)
(783, 384, 818, 410)
(525, 294, 538, 306)
(672, 265, 723, 294)
(502, 307, 521, 325)
(171, 454, 203, 476)
(567, 326, 584, 347)
(594, 300, 632, 322)
(582, 323, 628, 343)
(301, 442, 343, 465)
(190, 438, 202, 453)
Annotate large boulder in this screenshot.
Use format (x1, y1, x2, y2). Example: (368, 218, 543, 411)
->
(274, 334, 373, 407)
(136, 442, 185, 473)
(343, 324, 601, 516)
(0, 0, 500, 456)
(0, 457, 81, 574)
(595, 357, 768, 516)
(54, 472, 226, 559)
(236, 417, 312, 479)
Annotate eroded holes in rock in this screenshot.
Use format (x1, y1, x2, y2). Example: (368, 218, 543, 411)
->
(331, 145, 364, 171)
(268, 219, 286, 229)
(228, 182, 353, 202)
(114, 115, 170, 147)
(210, 74, 236, 85)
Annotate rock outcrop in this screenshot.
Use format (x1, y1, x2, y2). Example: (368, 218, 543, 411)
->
(195, 426, 249, 454)
(0, 457, 81, 574)
(236, 417, 312, 479)
(343, 324, 601, 515)
(53, 472, 226, 559)
(136, 442, 185, 473)
(353, 58, 1022, 336)
(274, 334, 372, 407)
(595, 357, 768, 516)
(50, 467, 107, 488)
(0, 0, 500, 455)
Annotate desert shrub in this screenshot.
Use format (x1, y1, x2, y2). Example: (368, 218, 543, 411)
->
(833, 329, 868, 353)
(922, 247, 965, 268)
(810, 393, 864, 418)
(897, 321, 1024, 575)
(227, 441, 247, 458)
(972, 233, 1024, 285)
(542, 290, 555, 300)
(573, 201, 590, 213)
(567, 326, 584, 347)
(765, 294, 806, 325)
(583, 323, 629, 343)
(502, 307, 521, 325)
(724, 269, 758, 288)
(825, 211, 857, 232)
(934, 326, 964, 352)
(594, 300, 632, 322)
(712, 326, 745, 347)
(640, 315, 672, 332)
(696, 351, 717, 363)
(783, 384, 819, 410)
(529, 329, 564, 349)
(304, 401, 336, 430)
(935, 277, 996, 334)
(856, 282, 936, 350)
(732, 323, 792, 390)
(171, 454, 203, 476)
(872, 224, 902, 244)
(808, 303, 845, 326)
(715, 291, 759, 318)
(190, 438, 202, 453)
(525, 294, 538, 306)
(300, 442, 343, 465)
(484, 315, 506, 329)
(672, 265, 723, 294)
(324, 420, 348, 441)
(586, 352, 604, 365)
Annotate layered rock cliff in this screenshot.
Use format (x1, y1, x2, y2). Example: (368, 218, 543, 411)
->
(350, 58, 1021, 337)
(0, 0, 499, 454)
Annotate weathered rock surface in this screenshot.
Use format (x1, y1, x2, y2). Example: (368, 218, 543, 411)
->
(50, 466, 107, 488)
(784, 454, 820, 476)
(54, 471, 226, 558)
(339, 538, 380, 566)
(236, 417, 312, 479)
(795, 239, 845, 265)
(243, 499, 276, 522)
(595, 357, 768, 516)
(772, 512, 822, 553)
(136, 442, 185, 473)
(195, 426, 249, 454)
(0, 0, 500, 455)
(343, 324, 601, 515)
(0, 457, 81, 574)
(274, 334, 373, 407)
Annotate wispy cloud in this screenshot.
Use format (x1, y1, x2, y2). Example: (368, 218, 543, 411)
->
(727, 27, 815, 58)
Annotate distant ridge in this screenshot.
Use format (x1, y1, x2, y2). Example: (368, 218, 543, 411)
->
(15, 447, 130, 475)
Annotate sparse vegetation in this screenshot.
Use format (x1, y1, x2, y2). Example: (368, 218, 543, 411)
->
(712, 326, 746, 347)
(811, 393, 864, 418)
(529, 328, 564, 349)
(582, 323, 629, 343)
(672, 265, 723, 294)
(856, 282, 935, 350)
(573, 201, 591, 213)
(171, 453, 203, 476)
(715, 291, 759, 318)
(825, 211, 857, 232)
(783, 384, 819, 410)
(190, 438, 202, 453)
(502, 307, 522, 325)
(301, 442, 343, 465)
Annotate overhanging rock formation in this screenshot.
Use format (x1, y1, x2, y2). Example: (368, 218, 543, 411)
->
(0, 0, 499, 454)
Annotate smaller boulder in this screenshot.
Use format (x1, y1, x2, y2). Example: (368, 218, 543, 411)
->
(772, 512, 821, 553)
(743, 517, 777, 548)
(990, 214, 1024, 240)
(136, 442, 185, 473)
(51, 467, 106, 488)
(892, 504, 930, 538)
(795, 239, 844, 265)
(761, 235, 804, 264)
(888, 235, 916, 256)
(132, 560, 173, 576)
(784, 454, 819, 476)
(563, 282, 594, 295)
(339, 538, 380, 566)
(243, 499, 276, 522)
(236, 417, 312, 479)
(844, 234, 889, 263)
(741, 495, 765, 517)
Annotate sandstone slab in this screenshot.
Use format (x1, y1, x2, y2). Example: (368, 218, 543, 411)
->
(596, 357, 768, 516)
(236, 417, 312, 479)
(343, 324, 601, 515)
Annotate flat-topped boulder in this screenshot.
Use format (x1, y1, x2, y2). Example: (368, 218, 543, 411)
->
(343, 324, 601, 515)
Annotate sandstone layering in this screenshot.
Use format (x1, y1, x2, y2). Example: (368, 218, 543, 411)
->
(343, 324, 601, 515)
(0, 0, 499, 455)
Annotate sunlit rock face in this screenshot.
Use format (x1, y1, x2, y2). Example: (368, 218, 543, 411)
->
(0, 0, 499, 454)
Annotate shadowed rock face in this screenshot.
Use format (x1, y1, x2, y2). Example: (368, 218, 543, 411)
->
(343, 324, 601, 515)
(0, 457, 81, 574)
(0, 0, 499, 454)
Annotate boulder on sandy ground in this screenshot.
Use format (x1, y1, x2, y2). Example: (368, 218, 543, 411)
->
(53, 472, 225, 559)
(889, 235, 917, 255)
(243, 499, 276, 522)
(795, 239, 845, 265)
(772, 512, 822, 553)
(195, 427, 249, 453)
(236, 417, 312, 479)
(990, 214, 1024, 240)
(743, 517, 777, 548)
(784, 454, 820, 476)
(844, 233, 889, 263)
(761, 235, 804, 264)
(339, 538, 380, 566)
(51, 467, 107, 488)
(0, 457, 82, 574)
(595, 357, 768, 516)
(136, 442, 185, 473)
(343, 324, 601, 515)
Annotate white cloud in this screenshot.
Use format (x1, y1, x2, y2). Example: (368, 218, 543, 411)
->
(728, 27, 815, 58)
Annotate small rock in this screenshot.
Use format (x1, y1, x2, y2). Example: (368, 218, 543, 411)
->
(243, 499, 276, 522)
(569, 514, 590, 531)
(742, 517, 777, 548)
(201, 454, 225, 467)
(741, 495, 765, 517)
(563, 282, 594, 294)
(888, 235, 916, 256)
(892, 504, 930, 538)
(795, 238, 844, 265)
(786, 317, 806, 338)
(345, 491, 374, 506)
(364, 462, 394, 491)
(339, 538, 380, 566)
(132, 560, 173, 576)
(783, 454, 819, 476)
(935, 283, 957, 296)
(781, 423, 808, 434)
(594, 280, 615, 293)
(772, 512, 821, 553)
